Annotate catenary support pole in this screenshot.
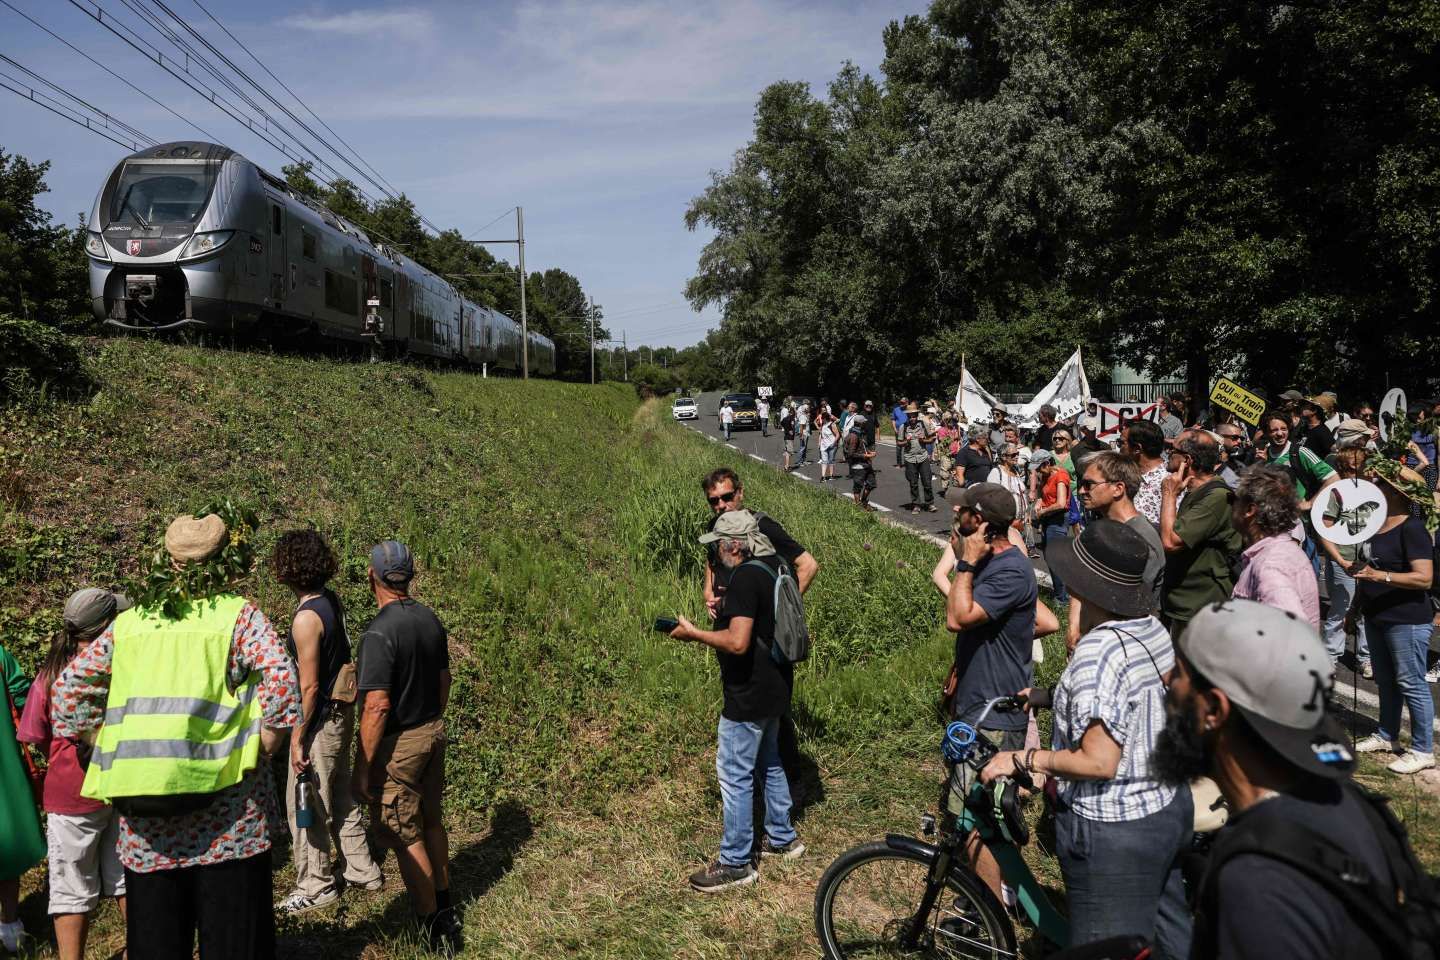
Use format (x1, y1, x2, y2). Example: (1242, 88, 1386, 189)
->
(518, 206, 528, 380)
(623, 330, 628, 381)
(589, 295, 596, 384)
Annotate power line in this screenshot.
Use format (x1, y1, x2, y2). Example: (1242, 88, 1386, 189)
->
(0, 51, 154, 145)
(0, 66, 144, 151)
(0, 0, 217, 142)
(187, 0, 403, 200)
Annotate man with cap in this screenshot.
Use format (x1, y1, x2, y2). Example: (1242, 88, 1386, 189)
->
(988, 406, 1008, 453)
(983, 519, 1191, 958)
(1297, 396, 1336, 460)
(52, 510, 299, 960)
(939, 483, 1036, 901)
(353, 541, 461, 951)
(899, 401, 939, 513)
(1151, 599, 1435, 960)
(845, 413, 878, 510)
(671, 511, 803, 893)
(17, 588, 132, 960)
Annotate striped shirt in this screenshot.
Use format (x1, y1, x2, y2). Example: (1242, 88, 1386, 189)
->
(1052, 615, 1176, 822)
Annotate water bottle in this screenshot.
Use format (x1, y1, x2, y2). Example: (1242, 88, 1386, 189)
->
(294, 769, 314, 829)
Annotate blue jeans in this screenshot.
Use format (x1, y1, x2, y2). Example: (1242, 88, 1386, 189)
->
(716, 716, 797, 867)
(1042, 522, 1069, 603)
(1301, 531, 1321, 578)
(1366, 618, 1434, 753)
(1322, 559, 1368, 665)
(722, 422, 731, 440)
(797, 433, 809, 463)
(1056, 789, 1193, 960)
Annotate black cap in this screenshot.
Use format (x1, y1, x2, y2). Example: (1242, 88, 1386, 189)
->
(954, 483, 1017, 528)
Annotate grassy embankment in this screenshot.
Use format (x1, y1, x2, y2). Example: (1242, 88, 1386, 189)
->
(2, 339, 1436, 959)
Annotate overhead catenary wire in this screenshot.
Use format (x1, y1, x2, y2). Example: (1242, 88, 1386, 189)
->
(0, 65, 145, 152)
(0, 0, 216, 142)
(0, 51, 154, 145)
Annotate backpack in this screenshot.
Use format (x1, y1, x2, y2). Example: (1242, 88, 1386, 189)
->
(741, 558, 810, 665)
(1192, 782, 1440, 960)
(843, 429, 863, 460)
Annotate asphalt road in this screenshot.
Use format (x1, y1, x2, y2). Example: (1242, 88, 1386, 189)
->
(679, 392, 1440, 739)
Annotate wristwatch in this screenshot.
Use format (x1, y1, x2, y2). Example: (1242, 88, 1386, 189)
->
(954, 559, 977, 575)
(1385, 571, 1392, 584)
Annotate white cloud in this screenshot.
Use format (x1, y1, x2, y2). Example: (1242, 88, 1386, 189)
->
(281, 8, 435, 39)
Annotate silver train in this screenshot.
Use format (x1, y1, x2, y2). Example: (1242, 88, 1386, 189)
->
(85, 141, 556, 375)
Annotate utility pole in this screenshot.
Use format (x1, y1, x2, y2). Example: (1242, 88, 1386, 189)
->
(622, 330, 628, 381)
(588, 295, 596, 385)
(517, 206, 527, 380)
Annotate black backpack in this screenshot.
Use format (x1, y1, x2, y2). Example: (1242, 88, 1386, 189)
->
(1192, 783, 1440, 960)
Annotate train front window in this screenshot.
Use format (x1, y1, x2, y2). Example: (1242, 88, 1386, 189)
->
(109, 161, 219, 227)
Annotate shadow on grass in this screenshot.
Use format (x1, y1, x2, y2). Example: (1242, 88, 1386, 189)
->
(277, 800, 533, 959)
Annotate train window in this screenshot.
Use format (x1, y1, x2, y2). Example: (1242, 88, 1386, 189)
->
(302, 230, 316, 261)
(380, 278, 393, 308)
(271, 205, 282, 235)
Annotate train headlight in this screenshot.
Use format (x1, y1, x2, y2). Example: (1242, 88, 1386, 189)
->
(178, 230, 234, 260)
(85, 232, 110, 261)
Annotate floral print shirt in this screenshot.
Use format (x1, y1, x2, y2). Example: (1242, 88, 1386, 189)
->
(1135, 463, 1168, 525)
(53, 601, 299, 873)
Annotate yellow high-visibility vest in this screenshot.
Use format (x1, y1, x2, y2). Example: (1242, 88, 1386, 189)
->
(82, 594, 262, 802)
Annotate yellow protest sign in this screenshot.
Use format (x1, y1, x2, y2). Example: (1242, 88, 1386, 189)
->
(1210, 377, 1266, 425)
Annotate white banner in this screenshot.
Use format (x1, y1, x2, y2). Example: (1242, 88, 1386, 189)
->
(1011, 348, 1091, 429)
(953, 367, 1008, 425)
(1094, 401, 1161, 440)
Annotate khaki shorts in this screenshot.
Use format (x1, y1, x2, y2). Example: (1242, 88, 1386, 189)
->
(370, 718, 446, 849)
(47, 808, 125, 914)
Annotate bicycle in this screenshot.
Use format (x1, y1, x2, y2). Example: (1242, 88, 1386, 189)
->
(814, 694, 1069, 959)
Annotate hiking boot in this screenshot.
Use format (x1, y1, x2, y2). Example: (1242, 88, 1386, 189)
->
(1354, 734, 1401, 754)
(688, 859, 757, 893)
(1362, 660, 1375, 680)
(1388, 751, 1436, 775)
(278, 889, 340, 915)
(423, 911, 464, 955)
(759, 836, 806, 861)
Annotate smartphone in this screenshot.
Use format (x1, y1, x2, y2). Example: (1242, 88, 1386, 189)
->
(653, 616, 680, 634)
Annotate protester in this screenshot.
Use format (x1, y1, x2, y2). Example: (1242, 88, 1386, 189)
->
(1152, 600, 1432, 960)
(53, 510, 299, 960)
(987, 442, 1030, 530)
(936, 485, 1037, 901)
(936, 412, 963, 497)
(891, 397, 908, 467)
(1215, 421, 1255, 474)
(957, 422, 995, 489)
(272, 530, 383, 915)
(861, 400, 878, 447)
(1230, 467, 1320, 628)
(1126, 420, 1168, 525)
(845, 414, 879, 510)
(1158, 432, 1242, 638)
(1298, 397, 1335, 460)
(780, 404, 796, 472)
(795, 400, 811, 465)
(1034, 404, 1059, 451)
(719, 400, 734, 442)
(1031, 449, 1072, 604)
(1052, 428, 1076, 476)
(899, 402, 939, 513)
(984, 520, 1191, 959)
(1348, 460, 1436, 774)
(1331, 417, 1374, 456)
(1072, 415, 1109, 464)
(1157, 397, 1184, 442)
(352, 541, 460, 951)
(816, 411, 841, 482)
(1077, 452, 1164, 613)
(1258, 409, 1337, 573)
(1, 639, 43, 955)
(1317, 447, 1373, 676)
(988, 406, 1008, 452)
(756, 396, 770, 437)
(672, 511, 803, 892)
(15, 589, 130, 960)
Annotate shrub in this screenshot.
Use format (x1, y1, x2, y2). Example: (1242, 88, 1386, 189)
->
(0, 313, 91, 403)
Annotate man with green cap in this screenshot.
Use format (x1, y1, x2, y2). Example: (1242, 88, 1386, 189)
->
(669, 510, 803, 893)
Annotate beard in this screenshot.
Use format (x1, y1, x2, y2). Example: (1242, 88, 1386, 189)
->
(1151, 704, 1212, 786)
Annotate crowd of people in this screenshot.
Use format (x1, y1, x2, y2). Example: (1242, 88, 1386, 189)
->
(0, 519, 460, 958)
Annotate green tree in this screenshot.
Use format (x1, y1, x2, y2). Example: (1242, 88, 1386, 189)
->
(0, 149, 90, 328)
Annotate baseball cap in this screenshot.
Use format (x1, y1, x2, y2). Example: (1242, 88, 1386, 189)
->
(1028, 449, 1056, 468)
(370, 540, 415, 585)
(1278, 389, 1305, 402)
(1178, 600, 1354, 780)
(954, 482, 1017, 528)
(63, 588, 132, 640)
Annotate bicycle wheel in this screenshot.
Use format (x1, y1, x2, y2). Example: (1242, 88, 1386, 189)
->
(815, 840, 1017, 959)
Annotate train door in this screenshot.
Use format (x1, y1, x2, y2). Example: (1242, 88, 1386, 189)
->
(267, 201, 286, 306)
(361, 254, 381, 340)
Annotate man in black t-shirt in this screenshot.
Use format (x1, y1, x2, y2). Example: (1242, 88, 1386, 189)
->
(353, 541, 460, 952)
(671, 511, 803, 893)
(1297, 397, 1335, 460)
(1154, 600, 1418, 960)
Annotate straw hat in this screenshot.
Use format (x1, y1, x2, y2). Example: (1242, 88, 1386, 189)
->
(164, 514, 228, 563)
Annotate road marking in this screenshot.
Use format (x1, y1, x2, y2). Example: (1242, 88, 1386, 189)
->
(749, 454, 767, 463)
(726, 444, 739, 450)
(793, 473, 813, 481)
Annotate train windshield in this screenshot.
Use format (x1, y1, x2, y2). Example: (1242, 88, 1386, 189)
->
(108, 161, 220, 227)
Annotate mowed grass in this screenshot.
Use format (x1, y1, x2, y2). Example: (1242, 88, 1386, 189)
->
(2, 339, 1436, 959)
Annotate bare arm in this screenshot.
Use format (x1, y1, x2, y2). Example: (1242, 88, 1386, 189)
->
(1036, 482, 1069, 519)
(288, 609, 323, 773)
(1159, 467, 1189, 553)
(1034, 598, 1060, 638)
(672, 615, 753, 655)
(351, 688, 392, 802)
(932, 543, 957, 597)
(1354, 556, 1433, 591)
(945, 528, 994, 632)
(792, 551, 819, 594)
(981, 719, 1123, 784)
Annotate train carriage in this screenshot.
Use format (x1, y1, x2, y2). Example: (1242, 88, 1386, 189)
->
(86, 140, 550, 377)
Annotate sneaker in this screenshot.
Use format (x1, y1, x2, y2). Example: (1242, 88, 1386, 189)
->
(1354, 734, 1401, 754)
(1362, 660, 1375, 680)
(1388, 750, 1437, 775)
(1426, 664, 1440, 684)
(688, 859, 758, 893)
(925, 504, 939, 513)
(278, 888, 340, 915)
(759, 836, 806, 861)
(911, 506, 921, 515)
(0, 920, 27, 953)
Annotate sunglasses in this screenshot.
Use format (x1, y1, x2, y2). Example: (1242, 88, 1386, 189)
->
(706, 490, 738, 506)
(1076, 478, 1113, 491)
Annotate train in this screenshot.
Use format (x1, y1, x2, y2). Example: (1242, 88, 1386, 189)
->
(84, 141, 556, 375)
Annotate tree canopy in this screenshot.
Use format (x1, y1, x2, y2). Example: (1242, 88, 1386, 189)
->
(685, 0, 1440, 402)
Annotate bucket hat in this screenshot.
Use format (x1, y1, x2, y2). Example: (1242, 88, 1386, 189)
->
(1044, 519, 1152, 618)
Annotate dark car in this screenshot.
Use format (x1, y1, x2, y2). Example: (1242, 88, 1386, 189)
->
(730, 398, 760, 431)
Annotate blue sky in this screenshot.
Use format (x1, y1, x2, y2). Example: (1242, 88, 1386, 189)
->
(1, 0, 900, 347)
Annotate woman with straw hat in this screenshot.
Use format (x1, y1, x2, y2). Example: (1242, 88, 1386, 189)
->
(1347, 460, 1436, 774)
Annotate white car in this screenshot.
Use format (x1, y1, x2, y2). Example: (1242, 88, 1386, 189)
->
(672, 396, 698, 420)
